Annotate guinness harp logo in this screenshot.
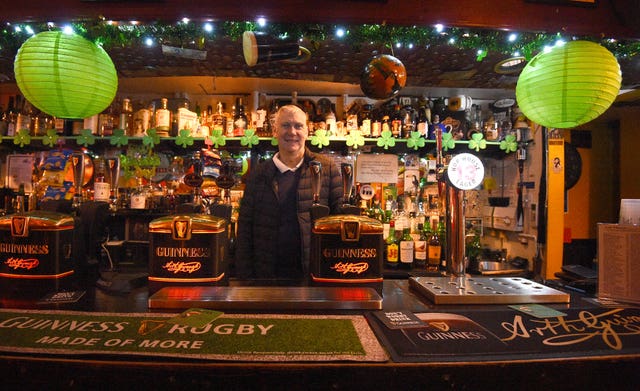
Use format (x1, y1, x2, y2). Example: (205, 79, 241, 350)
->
(11, 216, 29, 237)
(341, 221, 360, 242)
(429, 321, 450, 332)
(172, 217, 192, 240)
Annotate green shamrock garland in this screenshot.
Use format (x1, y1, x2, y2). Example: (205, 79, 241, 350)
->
(42, 129, 59, 147)
(406, 131, 426, 150)
(441, 132, 456, 151)
(208, 129, 226, 149)
(143, 129, 161, 147)
(310, 129, 330, 149)
(240, 129, 260, 147)
(110, 128, 129, 147)
(175, 129, 194, 148)
(468, 132, 486, 152)
(345, 130, 365, 149)
(499, 134, 518, 153)
(14, 128, 31, 147)
(376, 130, 396, 149)
(76, 129, 95, 147)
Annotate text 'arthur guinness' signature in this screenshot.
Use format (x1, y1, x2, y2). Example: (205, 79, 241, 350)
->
(500, 308, 640, 350)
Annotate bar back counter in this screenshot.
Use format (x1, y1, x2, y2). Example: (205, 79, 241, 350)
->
(1, 277, 639, 391)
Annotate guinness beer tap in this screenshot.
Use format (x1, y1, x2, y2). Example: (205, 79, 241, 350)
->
(309, 161, 330, 223)
(70, 153, 85, 211)
(340, 162, 360, 215)
(105, 157, 120, 211)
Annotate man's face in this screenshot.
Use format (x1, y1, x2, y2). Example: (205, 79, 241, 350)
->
(274, 107, 308, 155)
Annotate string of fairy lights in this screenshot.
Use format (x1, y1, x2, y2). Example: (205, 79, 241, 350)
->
(1, 18, 638, 62)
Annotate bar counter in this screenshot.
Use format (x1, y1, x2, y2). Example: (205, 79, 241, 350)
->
(1, 278, 639, 390)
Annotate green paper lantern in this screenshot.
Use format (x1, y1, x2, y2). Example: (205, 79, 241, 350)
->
(14, 31, 118, 119)
(515, 41, 621, 129)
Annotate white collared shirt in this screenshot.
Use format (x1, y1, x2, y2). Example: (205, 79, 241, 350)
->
(273, 153, 304, 173)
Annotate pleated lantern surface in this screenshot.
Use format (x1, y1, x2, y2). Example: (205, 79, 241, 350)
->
(515, 40, 621, 129)
(14, 31, 118, 119)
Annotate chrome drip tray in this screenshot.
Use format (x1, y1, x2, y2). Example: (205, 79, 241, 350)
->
(409, 276, 570, 305)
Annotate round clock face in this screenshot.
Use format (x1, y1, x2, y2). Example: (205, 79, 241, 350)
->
(446, 153, 485, 190)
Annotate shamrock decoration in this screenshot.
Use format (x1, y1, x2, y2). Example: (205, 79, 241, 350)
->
(208, 129, 226, 149)
(76, 129, 95, 147)
(476, 49, 488, 62)
(499, 134, 518, 153)
(14, 128, 31, 147)
(271, 137, 279, 146)
(468, 132, 486, 152)
(441, 132, 456, 151)
(110, 128, 129, 147)
(240, 129, 260, 147)
(376, 130, 396, 150)
(310, 129, 330, 149)
(42, 129, 59, 147)
(406, 131, 426, 150)
(345, 130, 365, 149)
(175, 129, 194, 148)
(143, 129, 160, 147)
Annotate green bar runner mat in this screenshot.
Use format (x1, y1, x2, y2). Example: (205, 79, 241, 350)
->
(0, 309, 388, 362)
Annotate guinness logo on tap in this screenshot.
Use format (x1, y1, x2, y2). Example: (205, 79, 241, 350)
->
(11, 216, 29, 237)
(172, 217, 192, 241)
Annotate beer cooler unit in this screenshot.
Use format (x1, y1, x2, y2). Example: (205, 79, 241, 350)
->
(0, 211, 76, 298)
(310, 214, 384, 294)
(147, 214, 227, 294)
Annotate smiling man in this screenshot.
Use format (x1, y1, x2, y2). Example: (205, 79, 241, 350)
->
(235, 104, 343, 281)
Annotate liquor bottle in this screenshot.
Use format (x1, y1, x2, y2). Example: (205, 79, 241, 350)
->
(233, 97, 248, 137)
(416, 103, 430, 137)
(132, 100, 151, 137)
(98, 102, 115, 137)
(93, 158, 110, 202)
(427, 221, 441, 272)
(2, 96, 16, 136)
(255, 93, 268, 137)
(400, 104, 416, 138)
(360, 104, 372, 137)
(130, 178, 148, 210)
(0, 103, 6, 136)
(15, 95, 32, 134)
(399, 227, 414, 269)
(414, 223, 427, 269)
(155, 97, 171, 137)
(211, 102, 227, 134)
(385, 220, 399, 268)
(390, 104, 402, 138)
(268, 99, 280, 136)
(118, 98, 134, 136)
(437, 220, 447, 271)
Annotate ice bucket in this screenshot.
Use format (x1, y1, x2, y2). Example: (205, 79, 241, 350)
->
(148, 214, 227, 294)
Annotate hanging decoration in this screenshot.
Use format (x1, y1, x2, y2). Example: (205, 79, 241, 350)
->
(13, 31, 118, 119)
(515, 40, 621, 129)
(360, 54, 407, 100)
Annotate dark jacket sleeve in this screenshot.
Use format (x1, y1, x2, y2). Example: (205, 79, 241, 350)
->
(234, 163, 259, 278)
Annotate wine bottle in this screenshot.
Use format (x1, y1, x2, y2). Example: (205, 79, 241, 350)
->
(399, 227, 414, 269)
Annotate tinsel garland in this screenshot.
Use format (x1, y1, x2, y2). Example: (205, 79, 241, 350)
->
(1, 20, 638, 61)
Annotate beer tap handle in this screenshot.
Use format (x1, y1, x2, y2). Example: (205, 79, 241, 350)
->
(71, 153, 85, 210)
(341, 163, 354, 202)
(309, 161, 329, 222)
(310, 161, 322, 204)
(340, 162, 360, 215)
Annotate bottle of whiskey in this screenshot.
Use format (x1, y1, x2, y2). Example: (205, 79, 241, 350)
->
(427, 221, 442, 272)
(118, 98, 134, 136)
(399, 227, 414, 269)
(211, 102, 227, 135)
(130, 178, 148, 210)
(385, 220, 399, 268)
(93, 158, 110, 202)
(132, 100, 151, 137)
(155, 97, 171, 137)
(414, 223, 427, 269)
(233, 97, 248, 137)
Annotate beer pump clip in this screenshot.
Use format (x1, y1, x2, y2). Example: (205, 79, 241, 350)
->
(309, 161, 330, 223)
